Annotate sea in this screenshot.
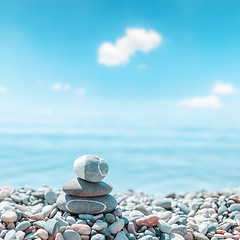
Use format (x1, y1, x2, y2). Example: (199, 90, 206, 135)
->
(0, 125, 240, 195)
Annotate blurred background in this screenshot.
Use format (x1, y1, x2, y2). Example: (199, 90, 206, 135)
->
(0, 0, 240, 194)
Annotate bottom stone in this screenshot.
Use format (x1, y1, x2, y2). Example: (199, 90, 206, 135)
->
(56, 193, 117, 214)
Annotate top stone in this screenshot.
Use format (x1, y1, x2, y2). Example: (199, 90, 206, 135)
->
(73, 155, 108, 183)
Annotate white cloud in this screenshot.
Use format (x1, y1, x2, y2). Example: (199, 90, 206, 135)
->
(178, 95, 222, 109)
(0, 86, 8, 93)
(212, 83, 239, 95)
(76, 88, 86, 95)
(98, 28, 162, 66)
(52, 83, 70, 91)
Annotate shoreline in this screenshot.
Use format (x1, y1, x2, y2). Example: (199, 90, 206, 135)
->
(1, 185, 240, 240)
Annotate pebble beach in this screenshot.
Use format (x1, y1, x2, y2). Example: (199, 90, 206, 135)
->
(1, 185, 240, 240)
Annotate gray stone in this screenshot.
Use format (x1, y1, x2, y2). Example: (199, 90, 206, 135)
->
(127, 210, 144, 221)
(32, 191, 44, 198)
(177, 203, 189, 214)
(105, 213, 115, 224)
(78, 214, 94, 221)
(152, 199, 171, 210)
(63, 230, 81, 240)
(91, 233, 105, 240)
(15, 221, 31, 232)
(4, 230, 16, 240)
(56, 193, 117, 214)
(33, 220, 45, 228)
(229, 203, 240, 212)
(134, 204, 149, 215)
(157, 220, 172, 234)
(42, 205, 54, 217)
(218, 205, 228, 215)
(43, 219, 58, 235)
(73, 155, 108, 183)
(44, 190, 57, 205)
(115, 231, 128, 240)
(101, 228, 111, 236)
(55, 217, 68, 229)
(171, 225, 187, 236)
(66, 216, 76, 225)
(10, 194, 21, 203)
(31, 204, 43, 214)
(63, 178, 112, 197)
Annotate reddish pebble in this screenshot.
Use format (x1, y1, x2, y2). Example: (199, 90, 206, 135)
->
(72, 224, 91, 235)
(216, 230, 226, 234)
(229, 198, 240, 204)
(7, 222, 15, 230)
(30, 213, 44, 220)
(233, 230, 240, 235)
(25, 226, 35, 235)
(113, 208, 122, 217)
(136, 215, 159, 227)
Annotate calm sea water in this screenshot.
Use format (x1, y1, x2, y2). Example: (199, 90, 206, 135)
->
(0, 127, 240, 195)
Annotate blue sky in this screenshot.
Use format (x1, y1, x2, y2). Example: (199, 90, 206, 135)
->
(0, 0, 240, 130)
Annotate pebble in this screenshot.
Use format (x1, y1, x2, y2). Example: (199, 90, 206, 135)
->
(158, 220, 172, 234)
(36, 229, 48, 240)
(4, 230, 16, 240)
(152, 199, 171, 210)
(44, 190, 57, 205)
(128, 222, 137, 235)
(171, 225, 187, 236)
(73, 154, 108, 183)
(177, 203, 190, 214)
(115, 231, 129, 240)
(55, 233, 64, 240)
(57, 193, 117, 214)
(43, 219, 58, 235)
(230, 204, 240, 212)
(134, 204, 149, 215)
(63, 178, 112, 197)
(91, 233, 106, 240)
(92, 220, 108, 231)
(170, 233, 184, 240)
(108, 219, 125, 234)
(15, 221, 31, 231)
(136, 215, 159, 227)
(0, 190, 10, 200)
(1, 211, 17, 223)
(193, 231, 209, 240)
(55, 217, 68, 228)
(128, 210, 145, 221)
(15, 230, 25, 240)
(66, 216, 76, 225)
(63, 230, 81, 240)
(72, 223, 91, 235)
(105, 213, 115, 224)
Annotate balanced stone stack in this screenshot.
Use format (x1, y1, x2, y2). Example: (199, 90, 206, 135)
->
(57, 155, 117, 215)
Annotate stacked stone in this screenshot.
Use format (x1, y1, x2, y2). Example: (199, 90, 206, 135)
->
(57, 155, 117, 215)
